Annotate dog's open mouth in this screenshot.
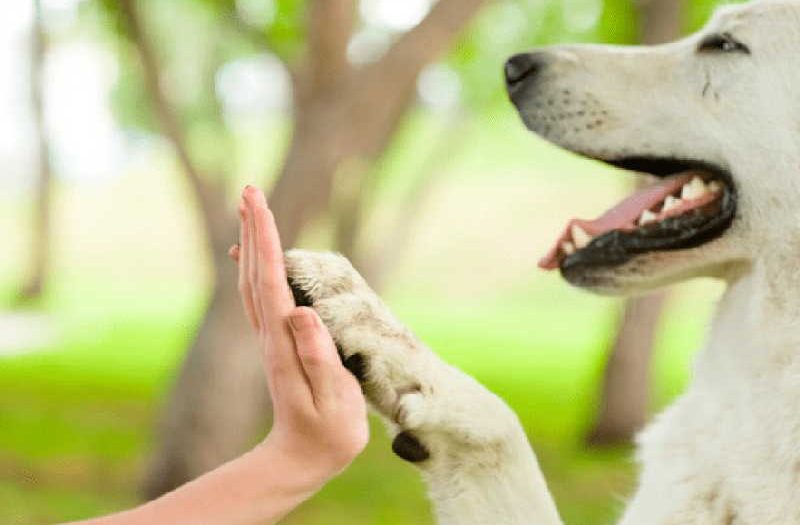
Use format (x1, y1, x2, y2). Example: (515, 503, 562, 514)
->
(539, 157, 737, 272)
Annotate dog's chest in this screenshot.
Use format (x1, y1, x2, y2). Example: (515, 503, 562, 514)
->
(628, 360, 800, 525)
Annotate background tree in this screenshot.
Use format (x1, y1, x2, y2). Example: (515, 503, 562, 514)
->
(107, 0, 489, 497)
(17, 0, 53, 303)
(587, 0, 685, 446)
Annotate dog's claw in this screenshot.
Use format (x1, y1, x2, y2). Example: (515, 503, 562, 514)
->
(341, 352, 368, 383)
(287, 277, 314, 307)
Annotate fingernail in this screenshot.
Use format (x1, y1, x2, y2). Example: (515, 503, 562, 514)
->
(289, 310, 316, 331)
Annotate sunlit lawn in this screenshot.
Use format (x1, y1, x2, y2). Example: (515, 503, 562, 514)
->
(0, 113, 723, 524)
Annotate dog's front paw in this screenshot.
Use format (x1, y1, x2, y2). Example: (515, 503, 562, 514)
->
(285, 250, 429, 403)
(284, 250, 524, 466)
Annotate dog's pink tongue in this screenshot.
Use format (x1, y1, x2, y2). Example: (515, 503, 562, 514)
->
(539, 173, 695, 270)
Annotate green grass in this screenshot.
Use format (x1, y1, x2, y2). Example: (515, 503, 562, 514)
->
(0, 268, 719, 525)
(0, 292, 634, 525)
(0, 112, 724, 524)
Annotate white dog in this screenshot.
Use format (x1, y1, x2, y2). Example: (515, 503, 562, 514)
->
(285, 1, 800, 523)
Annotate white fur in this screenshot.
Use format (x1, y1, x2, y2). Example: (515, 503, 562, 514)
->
(285, 250, 561, 524)
(286, 1, 800, 523)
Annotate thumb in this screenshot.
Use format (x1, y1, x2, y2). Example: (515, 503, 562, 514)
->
(289, 307, 339, 404)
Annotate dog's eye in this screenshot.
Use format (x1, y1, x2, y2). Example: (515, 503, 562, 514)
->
(697, 33, 750, 55)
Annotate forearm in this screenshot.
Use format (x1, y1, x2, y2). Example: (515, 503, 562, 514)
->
(67, 444, 325, 525)
(64, 189, 368, 525)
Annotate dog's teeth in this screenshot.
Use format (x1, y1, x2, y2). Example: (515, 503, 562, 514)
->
(681, 176, 708, 200)
(638, 210, 658, 226)
(708, 180, 723, 193)
(571, 225, 593, 249)
(561, 241, 576, 255)
(662, 195, 682, 213)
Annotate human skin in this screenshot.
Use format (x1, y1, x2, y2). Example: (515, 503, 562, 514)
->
(65, 186, 368, 525)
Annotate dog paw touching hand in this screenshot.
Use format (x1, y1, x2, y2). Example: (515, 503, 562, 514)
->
(285, 250, 526, 467)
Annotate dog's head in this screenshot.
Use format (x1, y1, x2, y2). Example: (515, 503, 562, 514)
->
(508, 0, 800, 295)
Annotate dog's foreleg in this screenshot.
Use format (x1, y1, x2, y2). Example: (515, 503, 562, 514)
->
(285, 250, 563, 525)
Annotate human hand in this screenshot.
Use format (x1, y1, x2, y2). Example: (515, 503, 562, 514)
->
(231, 186, 368, 485)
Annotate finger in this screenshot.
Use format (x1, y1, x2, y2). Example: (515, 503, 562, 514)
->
(243, 187, 296, 342)
(245, 191, 270, 336)
(237, 202, 260, 330)
(245, 193, 261, 319)
(289, 307, 339, 404)
(228, 244, 240, 262)
(243, 186, 294, 310)
(243, 187, 309, 401)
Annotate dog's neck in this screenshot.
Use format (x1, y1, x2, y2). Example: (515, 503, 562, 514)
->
(698, 146, 800, 368)
(699, 241, 800, 380)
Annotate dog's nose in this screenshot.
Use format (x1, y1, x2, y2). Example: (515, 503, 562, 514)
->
(504, 52, 548, 89)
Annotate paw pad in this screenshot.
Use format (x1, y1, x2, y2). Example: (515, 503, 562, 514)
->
(391, 431, 430, 463)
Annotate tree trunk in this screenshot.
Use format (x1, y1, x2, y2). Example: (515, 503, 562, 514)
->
(18, 0, 51, 303)
(269, 0, 488, 249)
(331, 158, 370, 268)
(587, 293, 667, 445)
(639, 0, 684, 45)
(586, 0, 683, 446)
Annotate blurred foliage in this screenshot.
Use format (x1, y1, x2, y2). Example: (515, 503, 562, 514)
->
(451, 0, 637, 112)
(86, 0, 747, 166)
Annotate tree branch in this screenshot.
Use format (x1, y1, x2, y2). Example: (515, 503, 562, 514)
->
(371, 0, 488, 82)
(268, 0, 487, 249)
(307, 0, 355, 95)
(118, 0, 228, 248)
(341, 0, 488, 160)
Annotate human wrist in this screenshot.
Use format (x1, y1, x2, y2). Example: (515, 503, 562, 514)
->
(255, 433, 348, 491)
